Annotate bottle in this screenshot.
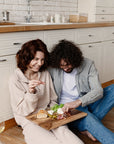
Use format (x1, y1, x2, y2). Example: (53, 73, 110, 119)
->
(50, 16, 54, 23)
(55, 14, 61, 23)
(61, 15, 65, 23)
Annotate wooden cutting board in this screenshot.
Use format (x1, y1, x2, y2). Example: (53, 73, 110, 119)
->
(26, 109, 87, 130)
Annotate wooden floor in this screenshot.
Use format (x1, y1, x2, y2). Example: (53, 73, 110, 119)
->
(0, 107, 114, 144)
(73, 107, 114, 144)
(0, 80, 114, 144)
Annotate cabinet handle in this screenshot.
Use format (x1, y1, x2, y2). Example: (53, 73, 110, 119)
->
(13, 42, 22, 45)
(88, 45, 92, 48)
(88, 34, 93, 37)
(102, 10, 105, 12)
(0, 59, 7, 62)
(101, 17, 105, 19)
(112, 42, 114, 43)
(112, 32, 114, 34)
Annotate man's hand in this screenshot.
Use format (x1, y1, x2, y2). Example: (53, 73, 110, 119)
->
(62, 99, 82, 112)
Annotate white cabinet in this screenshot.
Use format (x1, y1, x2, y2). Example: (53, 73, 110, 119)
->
(96, 7, 114, 15)
(101, 41, 114, 83)
(0, 32, 44, 56)
(44, 29, 75, 51)
(44, 27, 114, 83)
(74, 27, 103, 82)
(0, 31, 44, 122)
(0, 55, 16, 122)
(101, 27, 114, 82)
(0, 26, 114, 122)
(102, 27, 114, 41)
(96, 0, 114, 7)
(78, 0, 114, 22)
(75, 26, 114, 83)
(76, 27, 102, 44)
(79, 43, 103, 82)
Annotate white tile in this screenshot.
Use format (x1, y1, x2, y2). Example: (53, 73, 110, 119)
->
(1, 0, 78, 23)
(0, 0, 4, 4)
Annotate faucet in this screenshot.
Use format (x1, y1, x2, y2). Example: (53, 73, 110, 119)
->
(25, 0, 32, 23)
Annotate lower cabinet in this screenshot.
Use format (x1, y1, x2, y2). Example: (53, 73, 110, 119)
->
(44, 29, 75, 51)
(0, 55, 16, 122)
(0, 27, 114, 122)
(101, 41, 114, 83)
(0, 31, 44, 122)
(79, 42, 103, 82)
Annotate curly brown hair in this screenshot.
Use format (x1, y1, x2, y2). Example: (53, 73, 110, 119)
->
(49, 39, 84, 68)
(16, 39, 49, 73)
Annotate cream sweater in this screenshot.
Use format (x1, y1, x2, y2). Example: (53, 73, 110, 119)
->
(9, 68, 57, 127)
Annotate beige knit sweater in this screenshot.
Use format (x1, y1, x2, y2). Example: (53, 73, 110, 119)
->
(9, 68, 57, 127)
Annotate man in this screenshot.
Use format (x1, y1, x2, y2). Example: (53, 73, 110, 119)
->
(49, 39, 114, 144)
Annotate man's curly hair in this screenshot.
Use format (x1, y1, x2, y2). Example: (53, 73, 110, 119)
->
(49, 40, 84, 68)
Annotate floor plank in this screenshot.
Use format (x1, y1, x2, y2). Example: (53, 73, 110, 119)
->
(0, 126, 26, 144)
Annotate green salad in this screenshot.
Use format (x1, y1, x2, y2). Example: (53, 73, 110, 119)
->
(51, 104, 64, 112)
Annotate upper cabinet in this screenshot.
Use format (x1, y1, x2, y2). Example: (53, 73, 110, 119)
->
(78, 0, 114, 22)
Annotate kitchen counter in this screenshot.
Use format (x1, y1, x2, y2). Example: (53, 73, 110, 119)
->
(1, 22, 114, 33)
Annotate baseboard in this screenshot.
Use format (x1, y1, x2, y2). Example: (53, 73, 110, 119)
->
(102, 79, 114, 88)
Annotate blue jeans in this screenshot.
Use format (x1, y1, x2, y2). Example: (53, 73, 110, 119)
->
(68, 84, 114, 144)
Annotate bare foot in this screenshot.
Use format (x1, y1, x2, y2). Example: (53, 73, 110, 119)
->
(81, 131, 97, 141)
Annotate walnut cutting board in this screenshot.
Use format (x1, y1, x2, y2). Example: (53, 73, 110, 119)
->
(26, 109, 87, 130)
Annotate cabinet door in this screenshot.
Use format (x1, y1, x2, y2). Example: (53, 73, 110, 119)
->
(79, 42, 103, 82)
(44, 29, 75, 51)
(96, 0, 114, 7)
(102, 27, 114, 41)
(95, 15, 114, 22)
(102, 41, 114, 83)
(76, 28, 102, 44)
(0, 31, 44, 56)
(0, 55, 16, 122)
(96, 7, 114, 14)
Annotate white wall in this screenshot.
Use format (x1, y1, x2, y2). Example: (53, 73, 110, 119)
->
(0, 0, 78, 23)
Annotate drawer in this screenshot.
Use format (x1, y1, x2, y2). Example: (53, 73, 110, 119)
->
(102, 27, 114, 41)
(44, 29, 75, 51)
(76, 28, 102, 44)
(0, 31, 44, 56)
(95, 15, 111, 22)
(79, 42, 102, 63)
(96, 7, 114, 14)
(96, 0, 114, 7)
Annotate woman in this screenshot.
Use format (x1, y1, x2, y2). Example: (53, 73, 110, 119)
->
(9, 39, 83, 144)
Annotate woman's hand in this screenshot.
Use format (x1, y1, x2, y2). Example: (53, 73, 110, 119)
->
(62, 99, 82, 112)
(28, 80, 45, 94)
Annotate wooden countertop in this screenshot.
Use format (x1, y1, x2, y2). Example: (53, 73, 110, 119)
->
(1, 22, 114, 33)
